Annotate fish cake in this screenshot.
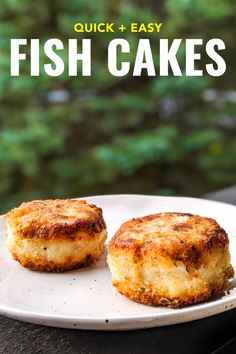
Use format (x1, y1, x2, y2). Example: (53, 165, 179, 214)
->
(108, 212, 234, 308)
(6, 199, 107, 272)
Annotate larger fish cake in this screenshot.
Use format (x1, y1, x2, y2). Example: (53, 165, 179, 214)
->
(6, 199, 107, 272)
(108, 212, 234, 308)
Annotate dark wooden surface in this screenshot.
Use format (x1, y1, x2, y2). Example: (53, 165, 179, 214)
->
(1, 187, 236, 354)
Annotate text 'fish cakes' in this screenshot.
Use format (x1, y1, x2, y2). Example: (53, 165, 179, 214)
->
(6, 199, 107, 272)
(108, 212, 234, 308)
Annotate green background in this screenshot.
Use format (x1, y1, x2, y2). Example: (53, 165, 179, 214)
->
(0, 0, 236, 213)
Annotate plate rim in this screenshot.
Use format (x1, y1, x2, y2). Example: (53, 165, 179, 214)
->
(1, 194, 236, 330)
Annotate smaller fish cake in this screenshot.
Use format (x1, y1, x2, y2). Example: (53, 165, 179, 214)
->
(108, 212, 234, 308)
(6, 199, 107, 272)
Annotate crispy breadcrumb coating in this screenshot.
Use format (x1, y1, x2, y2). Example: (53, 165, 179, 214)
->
(6, 199, 107, 272)
(108, 212, 234, 308)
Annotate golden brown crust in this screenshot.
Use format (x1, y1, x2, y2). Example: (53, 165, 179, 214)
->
(108, 212, 234, 308)
(108, 212, 229, 265)
(113, 265, 234, 308)
(6, 199, 107, 272)
(6, 199, 106, 240)
(10, 250, 98, 272)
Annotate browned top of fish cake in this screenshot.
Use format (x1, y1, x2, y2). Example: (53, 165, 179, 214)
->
(6, 199, 106, 240)
(108, 212, 229, 263)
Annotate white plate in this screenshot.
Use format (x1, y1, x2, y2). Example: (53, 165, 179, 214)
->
(0, 194, 236, 330)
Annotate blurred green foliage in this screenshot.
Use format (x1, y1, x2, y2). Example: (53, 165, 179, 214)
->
(0, 0, 236, 212)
